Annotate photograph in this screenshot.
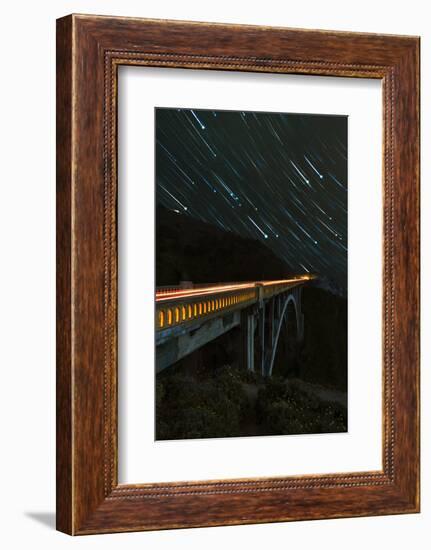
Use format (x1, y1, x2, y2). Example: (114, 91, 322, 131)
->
(155, 107, 348, 441)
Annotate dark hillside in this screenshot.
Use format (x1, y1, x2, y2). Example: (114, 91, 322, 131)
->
(300, 287, 347, 392)
(156, 205, 294, 285)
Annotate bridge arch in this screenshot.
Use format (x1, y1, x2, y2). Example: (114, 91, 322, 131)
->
(266, 291, 303, 377)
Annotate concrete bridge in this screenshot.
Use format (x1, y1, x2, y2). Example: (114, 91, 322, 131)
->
(155, 275, 315, 376)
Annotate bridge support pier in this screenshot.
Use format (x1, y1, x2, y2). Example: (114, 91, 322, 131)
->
(247, 313, 255, 371)
(269, 299, 275, 348)
(241, 309, 256, 372)
(258, 303, 265, 376)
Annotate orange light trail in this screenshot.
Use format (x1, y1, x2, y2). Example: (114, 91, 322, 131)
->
(156, 282, 255, 302)
(155, 275, 313, 302)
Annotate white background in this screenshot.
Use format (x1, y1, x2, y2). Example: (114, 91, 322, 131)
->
(0, 1, 428, 548)
(118, 67, 382, 483)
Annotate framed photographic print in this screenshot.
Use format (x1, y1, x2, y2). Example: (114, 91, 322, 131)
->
(56, 14, 420, 535)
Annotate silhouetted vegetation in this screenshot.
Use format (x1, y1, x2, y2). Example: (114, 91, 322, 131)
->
(156, 362, 346, 440)
(256, 378, 346, 435)
(156, 366, 247, 440)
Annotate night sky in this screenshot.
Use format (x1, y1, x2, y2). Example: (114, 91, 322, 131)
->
(155, 108, 347, 289)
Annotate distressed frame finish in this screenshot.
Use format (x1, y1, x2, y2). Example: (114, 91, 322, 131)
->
(56, 14, 420, 535)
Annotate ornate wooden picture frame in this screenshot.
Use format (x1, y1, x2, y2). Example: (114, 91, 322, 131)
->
(56, 14, 420, 535)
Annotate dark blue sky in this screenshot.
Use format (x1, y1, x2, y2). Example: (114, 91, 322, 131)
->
(155, 108, 347, 288)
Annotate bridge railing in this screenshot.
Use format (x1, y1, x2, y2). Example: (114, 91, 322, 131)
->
(156, 287, 257, 331)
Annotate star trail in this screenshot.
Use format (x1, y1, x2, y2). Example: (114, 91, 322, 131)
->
(155, 107, 347, 289)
